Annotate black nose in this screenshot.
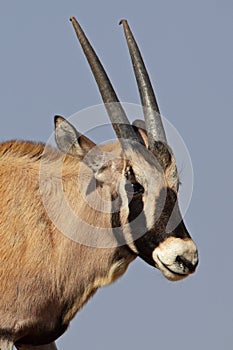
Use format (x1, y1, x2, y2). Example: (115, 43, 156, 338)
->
(175, 255, 198, 273)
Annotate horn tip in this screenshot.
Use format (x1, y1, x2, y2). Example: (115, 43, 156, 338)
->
(119, 19, 127, 26)
(70, 16, 76, 23)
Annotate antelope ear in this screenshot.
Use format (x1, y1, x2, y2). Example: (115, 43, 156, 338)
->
(132, 119, 148, 148)
(54, 115, 110, 175)
(54, 116, 96, 157)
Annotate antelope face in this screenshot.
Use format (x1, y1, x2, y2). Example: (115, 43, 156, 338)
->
(55, 17, 198, 281)
(55, 116, 198, 281)
(114, 138, 198, 281)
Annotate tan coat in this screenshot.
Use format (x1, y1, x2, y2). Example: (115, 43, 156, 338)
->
(0, 140, 135, 346)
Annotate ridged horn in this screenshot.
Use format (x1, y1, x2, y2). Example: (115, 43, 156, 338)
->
(120, 19, 167, 146)
(70, 17, 140, 144)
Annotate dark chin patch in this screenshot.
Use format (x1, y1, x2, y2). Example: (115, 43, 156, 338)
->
(133, 226, 163, 267)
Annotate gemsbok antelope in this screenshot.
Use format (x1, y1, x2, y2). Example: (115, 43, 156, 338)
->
(0, 17, 198, 350)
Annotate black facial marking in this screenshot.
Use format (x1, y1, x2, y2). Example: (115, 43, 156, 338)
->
(125, 167, 145, 223)
(111, 162, 190, 268)
(125, 166, 144, 196)
(111, 193, 130, 247)
(130, 187, 191, 267)
(111, 193, 122, 229)
(110, 166, 146, 256)
(124, 167, 154, 263)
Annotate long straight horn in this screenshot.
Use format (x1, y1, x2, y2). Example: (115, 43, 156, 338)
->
(120, 19, 167, 146)
(70, 17, 139, 144)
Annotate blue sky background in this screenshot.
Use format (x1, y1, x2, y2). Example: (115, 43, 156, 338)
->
(0, 1, 233, 349)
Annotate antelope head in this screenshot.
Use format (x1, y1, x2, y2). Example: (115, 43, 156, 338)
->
(55, 18, 198, 281)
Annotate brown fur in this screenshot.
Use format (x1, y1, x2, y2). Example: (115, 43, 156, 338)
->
(0, 140, 135, 346)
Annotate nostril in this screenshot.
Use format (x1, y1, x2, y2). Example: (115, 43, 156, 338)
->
(175, 255, 198, 273)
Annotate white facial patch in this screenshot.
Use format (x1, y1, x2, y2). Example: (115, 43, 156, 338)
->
(152, 237, 198, 281)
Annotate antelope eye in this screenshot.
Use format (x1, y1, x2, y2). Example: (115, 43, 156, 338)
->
(125, 166, 144, 196)
(125, 181, 144, 195)
(132, 182, 144, 194)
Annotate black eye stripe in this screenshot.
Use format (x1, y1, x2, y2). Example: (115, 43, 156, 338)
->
(132, 182, 144, 194)
(125, 166, 144, 195)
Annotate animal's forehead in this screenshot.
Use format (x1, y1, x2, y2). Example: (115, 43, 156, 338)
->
(123, 144, 163, 170)
(123, 150, 165, 186)
(102, 140, 163, 167)
(101, 140, 178, 187)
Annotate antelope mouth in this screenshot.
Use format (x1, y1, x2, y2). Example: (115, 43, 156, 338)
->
(153, 253, 193, 282)
(156, 255, 189, 278)
(152, 237, 198, 281)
